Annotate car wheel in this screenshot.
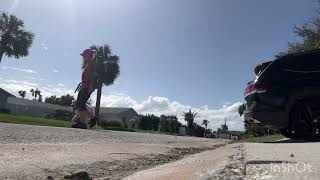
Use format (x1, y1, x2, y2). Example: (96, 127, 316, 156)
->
(289, 101, 320, 141)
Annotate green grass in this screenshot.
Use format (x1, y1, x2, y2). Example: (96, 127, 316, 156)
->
(240, 134, 285, 143)
(0, 113, 72, 128)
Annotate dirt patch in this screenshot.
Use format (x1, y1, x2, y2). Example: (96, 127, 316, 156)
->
(46, 144, 226, 180)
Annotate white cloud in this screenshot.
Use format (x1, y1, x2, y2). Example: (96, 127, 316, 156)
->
(99, 94, 244, 131)
(9, 0, 19, 13)
(40, 42, 49, 51)
(0, 80, 75, 100)
(5, 79, 38, 87)
(1, 66, 37, 74)
(24, 76, 37, 80)
(57, 83, 64, 87)
(53, 69, 59, 73)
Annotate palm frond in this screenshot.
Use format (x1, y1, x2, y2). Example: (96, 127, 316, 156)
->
(0, 12, 34, 62)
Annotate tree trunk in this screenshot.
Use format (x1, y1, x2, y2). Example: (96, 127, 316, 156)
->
(0, 51, 3, 63)
(95, 83, 103, 117)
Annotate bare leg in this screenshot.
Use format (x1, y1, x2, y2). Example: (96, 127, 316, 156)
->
(79, 111, 90, 124)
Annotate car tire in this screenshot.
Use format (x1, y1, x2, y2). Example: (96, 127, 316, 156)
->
(289, 101, 320, 141)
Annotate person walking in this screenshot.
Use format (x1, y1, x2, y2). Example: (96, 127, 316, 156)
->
(71, 100, 95, 124)
(72, 49, 98, 129)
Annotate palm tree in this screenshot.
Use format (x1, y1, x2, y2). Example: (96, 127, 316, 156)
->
(34, 89, 41, 100)
(38, 95, 42, 102)
(0, 12, 34, 63)
(30, 88, 35, 99)
(18, 90, 26, 99)
(202, 119, 209, 130)
(90, 44, 120, 117)
(183, 109, 198, 129)
(202, 119, 209, 137)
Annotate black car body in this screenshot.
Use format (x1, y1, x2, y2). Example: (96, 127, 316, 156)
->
(244, 49, 320, 139)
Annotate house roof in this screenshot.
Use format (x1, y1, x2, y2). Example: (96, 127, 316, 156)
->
(0, 88, 15, 97)
(99, 107, 138, 115)
(7, 97, 72, 112)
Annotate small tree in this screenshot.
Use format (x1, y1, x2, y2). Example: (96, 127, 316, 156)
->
(139, 114, 160, 131)
(45, 94, 75, 106)
(202, 119, 209, 137)
(18, 90, 26, 99)
(202, 119, 209, 130)
(59, 94, 74, 106)
(38, 95, 43, 102)
(45, 95, 58, 104)
(277, 1, 320, 56)
(160, 115, 170, 132)
(183, 109, 198, 135)
(0, 12, 34, 63)
(34, 89, 41, 100)
(183, 109, 198, 129)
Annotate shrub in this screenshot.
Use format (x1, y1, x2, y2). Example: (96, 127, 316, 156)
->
(45, 110, 74, 121)
(99, 120, 123, 129)
(0, 109, 11, 114)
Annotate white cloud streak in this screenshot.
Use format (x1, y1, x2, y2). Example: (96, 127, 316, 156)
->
(40, 42, 49, 51)
(52, 69, 59, 73)
(1, 66, 38, 74)
(9, 0, 20, 13)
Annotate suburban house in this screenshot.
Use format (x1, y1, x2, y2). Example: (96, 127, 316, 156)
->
(216, 131, 244, 140)
(0, 88, 72, 117)
(0, 88, 140, 127)
(215, 118, 245, 140)
(99, 107, 140, 128)
(0, 88, 15, 113)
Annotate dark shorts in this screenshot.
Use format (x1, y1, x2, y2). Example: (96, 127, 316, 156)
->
(76, 89, 92, 111)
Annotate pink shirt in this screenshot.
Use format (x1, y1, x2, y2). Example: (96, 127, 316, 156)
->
(81, 61, 96, 92)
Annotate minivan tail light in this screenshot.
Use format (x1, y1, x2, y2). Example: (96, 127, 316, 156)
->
(244, 82, 272, 97)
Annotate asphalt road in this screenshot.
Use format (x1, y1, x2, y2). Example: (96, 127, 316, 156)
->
(0, 122, 229, 179)
(3, 122, 318, 180)
(0, 122, 215, 145)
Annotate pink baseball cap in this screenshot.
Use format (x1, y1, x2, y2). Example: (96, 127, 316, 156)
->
(80, 49, 96, 58)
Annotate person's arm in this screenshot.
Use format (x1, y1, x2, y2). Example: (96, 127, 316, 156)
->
(81, 61, 95, 90)
(72, 111, 80, 121)
(82, 62, 92, 83)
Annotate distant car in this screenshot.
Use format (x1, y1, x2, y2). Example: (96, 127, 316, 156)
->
(244, 49, 320, 140)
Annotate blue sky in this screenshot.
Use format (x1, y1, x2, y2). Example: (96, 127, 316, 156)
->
(0, 0, 316, 130)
